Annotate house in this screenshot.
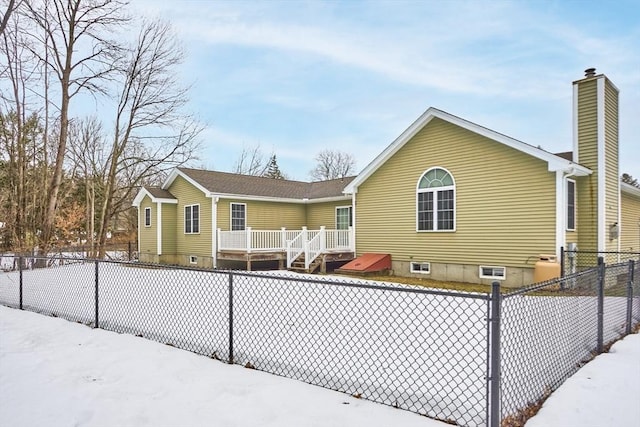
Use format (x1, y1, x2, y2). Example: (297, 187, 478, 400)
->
(132, 170, 356, 271)
(133, 69, 640, 286)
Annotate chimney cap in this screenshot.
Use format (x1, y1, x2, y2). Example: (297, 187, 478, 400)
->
(585, 67, 597, 77)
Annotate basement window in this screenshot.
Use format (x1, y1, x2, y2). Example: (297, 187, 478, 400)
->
(410, 262, 430, 274)
(189, 256, 198, 265)
(479, 266, 506, 280)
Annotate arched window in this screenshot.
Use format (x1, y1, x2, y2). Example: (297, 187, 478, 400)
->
(417, 167, 455, 231)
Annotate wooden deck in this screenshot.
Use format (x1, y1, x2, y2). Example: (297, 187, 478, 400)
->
(217, 227, 355, 273)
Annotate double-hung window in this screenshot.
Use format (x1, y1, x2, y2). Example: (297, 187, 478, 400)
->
(567, 179, 576, 231)
(184, 204, 200, 234)
(231, 203, 246, 231)
(417, 168, 455, 231)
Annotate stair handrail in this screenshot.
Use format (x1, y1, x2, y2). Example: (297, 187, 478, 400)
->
(286, 228, 305, 268)
(305, 227, 324, 270)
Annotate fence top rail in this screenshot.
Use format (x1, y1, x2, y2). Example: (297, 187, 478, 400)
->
(503, 267, 598, 298)
(565, 250, 640, 255)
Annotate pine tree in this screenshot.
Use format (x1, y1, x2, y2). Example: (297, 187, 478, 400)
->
(264, 154, 285, 179)
(622, 173, 639, 188)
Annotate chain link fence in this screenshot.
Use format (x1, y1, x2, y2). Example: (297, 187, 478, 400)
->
(1, 255, 639, 427)
(561, 248, 640, 274)
(1, 241, 138, 262)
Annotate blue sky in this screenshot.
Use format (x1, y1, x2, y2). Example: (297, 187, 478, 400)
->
(132, 0, 640, 181)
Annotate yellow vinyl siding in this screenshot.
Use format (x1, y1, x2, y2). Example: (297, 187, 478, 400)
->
(604, 79, 619, 251)
(161, 204, 177, 255)
(216, 199, 306, 230)
(167, 175, 213, 257)
(621, 191, 640, 251)
(139, 196, 157, 255)
(575, 79, 599, 251)
(356, 118, 556, 268)
(306, 201, 351, 229)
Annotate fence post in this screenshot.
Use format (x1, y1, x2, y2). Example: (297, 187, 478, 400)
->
(596, 256, 604, 354)
(626, 259, 635, 335)
(489, 281, 502, 427)
(18, 256, 23, 310)
(128, 241, 132, 260)
(560, 246, 565, 277)
(94, 260, 99, 328)
(228, 271, 234, 364)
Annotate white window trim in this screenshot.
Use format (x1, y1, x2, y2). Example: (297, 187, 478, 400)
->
(230, 203, 247, 231)
(566, 178, 576, 231)
(479, 265, 506, 280)
(410, 262, 431, 274)
(335, 205, 353, 230)
(144, 207, 151, 227)
(184, 203, 201, 234)
(416, 167, 456, 232)
(189, 255, 198, 265)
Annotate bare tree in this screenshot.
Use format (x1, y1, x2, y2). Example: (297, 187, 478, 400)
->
(67, 116, 107, 254)
(0, 0, 21, 36)
(23, 0, 128, 252)
(309, 149, 356, 181)
(0, 8, 45, 251)
(233, 143, 270, 176)
(94, 19, 201, 256)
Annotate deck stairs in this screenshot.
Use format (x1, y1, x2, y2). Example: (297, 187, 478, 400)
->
(288, 253, 323, 274)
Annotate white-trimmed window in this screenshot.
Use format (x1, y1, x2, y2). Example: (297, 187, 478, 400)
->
(567, 179, 576, 231)
(336, 206, 352, 230)
(410, 262, 430, 274)
(144, 207, 151, 227)
(417, 167, 455, 231)
(184, 204, 200, 234)
(231, 203, 246, 231)
(189, 255, 198, 265)
(479, 266, 506, 280)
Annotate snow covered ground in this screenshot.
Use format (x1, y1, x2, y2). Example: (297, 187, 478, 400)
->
(0, 306, 440, 427)
(1, 306, 639, 427)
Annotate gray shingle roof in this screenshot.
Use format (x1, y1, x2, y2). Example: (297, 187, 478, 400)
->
(176, 167, 354, 200)
(146, 187, 176, 200)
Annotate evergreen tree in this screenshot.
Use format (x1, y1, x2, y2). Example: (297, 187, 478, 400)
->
(264, 154, 285, 179)
(622, 173, 639, 188)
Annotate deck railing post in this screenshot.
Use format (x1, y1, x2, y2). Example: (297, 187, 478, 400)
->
(597, 256, 605, 354)
(246, 227, 252, 254)
(349, 226, 354, 251)
(626, 259, 635, 335)
(281, 227, 286, 250)
(319, 226, 326, 252)
(302, 226, 308, 260)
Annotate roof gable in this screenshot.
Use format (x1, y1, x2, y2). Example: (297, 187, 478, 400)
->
(132, 187, 177, 207)
(344, 108, 591, 193)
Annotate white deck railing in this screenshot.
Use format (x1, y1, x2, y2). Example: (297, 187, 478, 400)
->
(218, 226, 354, 269)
